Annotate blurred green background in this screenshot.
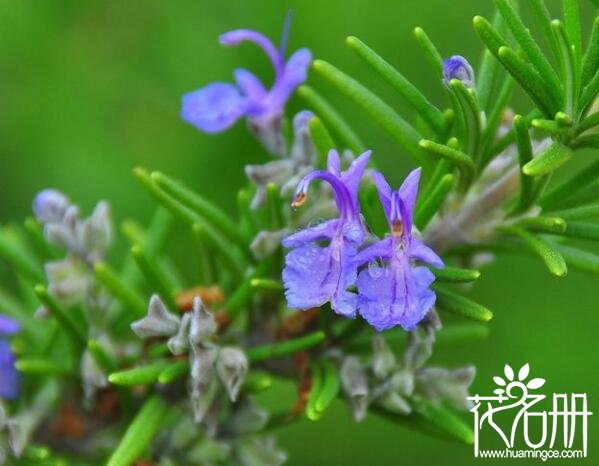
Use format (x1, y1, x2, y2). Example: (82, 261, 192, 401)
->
(1, 0, 597, 464)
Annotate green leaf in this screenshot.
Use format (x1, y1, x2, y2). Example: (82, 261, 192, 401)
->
(190, 223, 215, 284)
(108, 360, 171, 386)
(497, 46, 559, 117)
(95, 262, 147, 318)
(449, 79, 483, 157)
(495, 0, 562, 107)
(0, 228, 45, 284)
(552, 204, 599, 220)
(512, 115, 535, 213)
(556, 244, 599, 274)
(562, 0, 582, 69)
(581, 17, 599, 88)
(561, 221, 599, 241)
(414, 173, 455, 230)
(225, 261, 270, 317)
(529, 0, 560, 58)
(473, 15, 508, 57)
(552, 19, 578, 116)
(418, 140, 473, 188)
(522, 142, 572, 176)
(34, 284, 87, 348)
(498, 225, 568, 276)
(106, 395, 169, 466)
(134, 167, 246, 279)
(246, 331, 327, 363)
(480, 77, 514, 166)
(315, 359, 341, 414)
(88, 338, 118, 374)
(158, 360, 190, 384)
(514, 216, 567, 234)
(576, 110, 599, 133)
(434, 286, 494, 322)
(413, 27, 444, 73)
(346, 36, 444, 134)
(411, 396, 474, 445)
(578, 65, 599, 114)
(308, 116, 336, 168)
(151, 171, 249, 251)
(131, 245, 177, 311)
(312, 60, 423, 162)
(15, 357, 71, 375)
(431, 266, 481, 283)
(306, 362, 323, 421)
(250, 278, 283, 293)
(297, 85, 365, 155)
(477, 12, 508, 112)
(540, 160, 599, 209)
(266, 182, 284, 230)
(531, 118, 571, 136)
(572, 133, 599, 148)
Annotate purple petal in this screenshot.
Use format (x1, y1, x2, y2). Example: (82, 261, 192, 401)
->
(181, 83, 247, 133)
(443, 55, 475, 88)
(33, 189, 69, 224)
(0, 340, 19, 399)
(0, 315, 20, 336)
(409, 239, 444, 268)
(219, 29, 284, 77)
(282, 219, 339, 248)
(398, 167, 421, 223)
(234, 69, 267, 103)
(327, 149, 342, 176)
(341, 150, 372, 200)
(268, 48, 312, 109)
(356, 260, 436, 331)
(371, 171, 392, 221)
(282, 243, 340, 310)
(352, 237, 394, 266)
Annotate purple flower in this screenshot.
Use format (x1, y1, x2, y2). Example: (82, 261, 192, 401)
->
(182, 15, 312, 155)
(0, 315, 20, 400)
(443, 55, 475, 88)
(282, 150, 371, 316)
(354, 168, 444, 331)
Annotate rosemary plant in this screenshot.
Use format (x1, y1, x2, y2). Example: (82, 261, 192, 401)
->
(2, 1, 599, 464)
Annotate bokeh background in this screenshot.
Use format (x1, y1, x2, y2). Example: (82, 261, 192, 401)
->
(1, 0, 597, 464)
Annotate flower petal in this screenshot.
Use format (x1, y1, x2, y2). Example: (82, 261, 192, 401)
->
(398, 167, 421, 230)
(352, 237, 394, 266)
(409, 238, 444, 268)
(269, 48, 312, 108)
(0, 315, 20, 337)
(282, 219, 339, 248)
(0, 340, 19, 399)
(181, 83, 247, 133)
(341, 150, 372, 201)
(327, 149, 342, 176)
(234, 69, 267, 102)
(371, 171, 392, 221)
(219, 29, 283, 76)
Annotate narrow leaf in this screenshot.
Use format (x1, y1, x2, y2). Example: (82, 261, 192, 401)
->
(540, 160, 599, 209)
(158, 360, 190, 384)
(246, 331, 327, 362)
(312, 60, 423, 162)
(297, 85, 365, 154)
(347, 35, 444, 133)
(315, 360, 341, 413)
(418, 140, 473, 188)
(0, 228, 45, 283)
(306, 363, 323, 421)
(434, 286, 494, 322)
(106, 395, 169, 466)
(131, 245, 178, 311)
(414, 173, 455, 230)
(15, 357, 71, 375)
(498, 225, 567, 276)
(308, 116, 336, 168)
(557, 244, 599, 274)
(411, 396, 474, 445)
(413, 27, 443, 73)
(552, 204, 599, 220)
(95, 262, 147, 318)
(514, 216, 567, 234)
(512, 115, 535, 213)
(522, 142, 572, 176)
(108, 360, 171, 386)
(581, 17, 599, 88)
(431, 266, 481, 283)
(561, 221, 599, 241)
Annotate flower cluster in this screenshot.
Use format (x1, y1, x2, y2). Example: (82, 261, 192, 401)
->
(32, 189, 112, 310)
(283, 150, 444, 331)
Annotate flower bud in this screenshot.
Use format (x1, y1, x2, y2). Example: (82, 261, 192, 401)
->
(372, 335, 396, 380)
(189, 297, 217, 345)
(32, 189, 70, 224)
(340, 356, 369, 422)
(289, 110, 316, 165)
(416, 366, 476, 410)
(79, 201, 112, 262)
(250, 229, 289, 260)
(443, 55, 475, 88)
(167, 312, 191, 355)
(131, 295, 180, 339)
(216, 347, 249, 402)
(45, 258, 89, 307)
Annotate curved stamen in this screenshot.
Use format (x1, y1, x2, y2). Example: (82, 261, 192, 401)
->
(219, 29, 284, 79)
